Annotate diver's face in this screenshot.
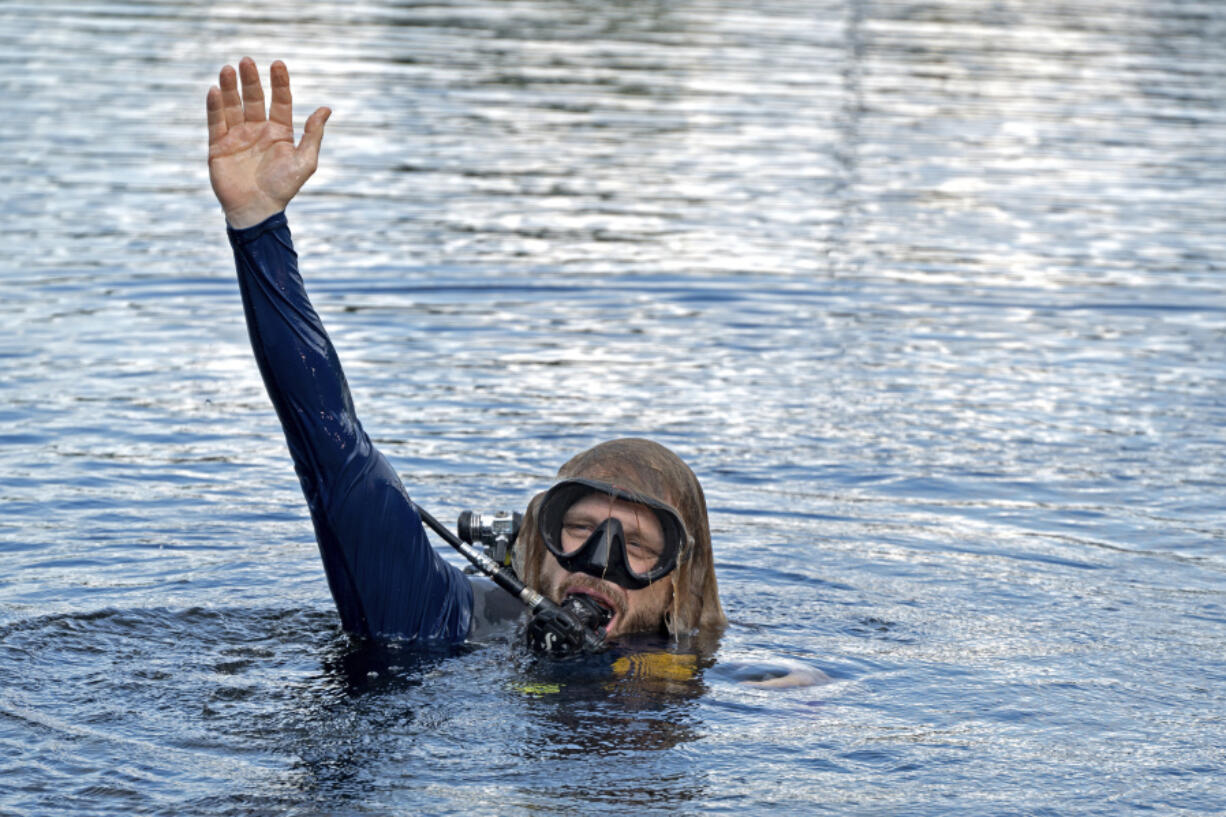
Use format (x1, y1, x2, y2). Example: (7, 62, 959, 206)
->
(538, 493, 673, 638)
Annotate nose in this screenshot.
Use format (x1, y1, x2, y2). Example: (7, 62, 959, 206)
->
(584, 518, 621, 570)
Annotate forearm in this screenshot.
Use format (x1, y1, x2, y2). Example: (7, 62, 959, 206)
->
(228, 213, 360, 485)
(227, 213, 473, 641)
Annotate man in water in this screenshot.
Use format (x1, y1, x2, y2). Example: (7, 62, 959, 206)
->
(206, 58, 725, 647)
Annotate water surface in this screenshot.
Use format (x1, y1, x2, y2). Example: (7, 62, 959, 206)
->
(1, 0, 1224, 814)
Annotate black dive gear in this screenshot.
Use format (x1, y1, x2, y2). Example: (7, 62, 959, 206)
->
(538, 477, 690, 590)
(412, 502, 607, 657)
(525, 593, 614, 657)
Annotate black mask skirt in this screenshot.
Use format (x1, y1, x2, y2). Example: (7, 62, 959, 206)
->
(537, 477, 690, 590)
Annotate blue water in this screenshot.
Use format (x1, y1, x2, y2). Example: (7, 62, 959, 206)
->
(2, 0, 1224, 814)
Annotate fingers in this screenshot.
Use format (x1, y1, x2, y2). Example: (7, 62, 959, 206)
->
(206, 86, 227, 145)
(268, 60, 293, 128)
(297, 106, 332, 172)
(219, 64, 244, 128)
(212, 58, 311, 143)
(238, 57, 266, 123)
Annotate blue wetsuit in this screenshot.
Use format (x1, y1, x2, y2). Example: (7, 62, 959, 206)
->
(229, 213, 515, 643)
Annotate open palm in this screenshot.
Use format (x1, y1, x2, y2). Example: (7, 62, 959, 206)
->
(207, 58, 330, 229)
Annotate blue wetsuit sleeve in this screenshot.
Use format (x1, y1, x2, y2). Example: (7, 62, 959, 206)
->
(227, 212, 472, 643)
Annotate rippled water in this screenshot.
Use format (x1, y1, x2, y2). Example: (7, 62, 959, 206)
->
(2, 0, 1224, 814)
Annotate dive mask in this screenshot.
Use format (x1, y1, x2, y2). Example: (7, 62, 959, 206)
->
(538, 477, 690, 590)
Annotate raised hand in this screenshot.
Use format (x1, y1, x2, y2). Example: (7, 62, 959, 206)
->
(206, 58, 331, 229)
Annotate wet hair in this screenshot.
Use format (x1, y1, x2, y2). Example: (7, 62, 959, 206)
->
(514, 438, 726, 637)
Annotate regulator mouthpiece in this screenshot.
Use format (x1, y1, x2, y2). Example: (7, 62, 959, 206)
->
(562, 592, 614, 630)
(525, 593, 612, 657)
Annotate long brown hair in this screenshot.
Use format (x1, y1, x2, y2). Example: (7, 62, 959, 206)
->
(514, 438, 726, 636)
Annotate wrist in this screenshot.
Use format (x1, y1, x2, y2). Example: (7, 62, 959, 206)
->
(224, 199, 285, 230)
(226, 211, 288, 243)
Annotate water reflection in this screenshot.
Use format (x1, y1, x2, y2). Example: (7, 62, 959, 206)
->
(505, 633, 718, 808)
